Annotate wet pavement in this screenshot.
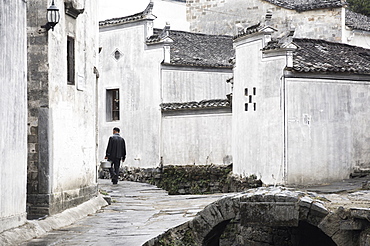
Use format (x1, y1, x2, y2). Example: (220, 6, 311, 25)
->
(21, 179, 226, 246)
(18, 175, 370, 245)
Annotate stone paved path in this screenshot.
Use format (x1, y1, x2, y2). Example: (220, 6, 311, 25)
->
(21, 179, 225, 246)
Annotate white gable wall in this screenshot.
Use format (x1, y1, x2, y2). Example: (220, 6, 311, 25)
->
(99, 22, 163, 168)
(344, 29, 370, 49)
(233, 31, 370, 185)
(285, 78, 370, 184)
(233, 34, 286, 185)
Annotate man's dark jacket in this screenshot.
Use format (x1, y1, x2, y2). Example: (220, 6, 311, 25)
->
(106, 133, 126, 161)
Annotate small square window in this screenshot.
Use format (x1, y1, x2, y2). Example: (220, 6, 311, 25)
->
(106, 89, 120, 121)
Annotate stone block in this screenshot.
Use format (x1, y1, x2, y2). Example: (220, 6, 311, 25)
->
(263, 194, 275, 202)
(311, 201, 329, 216)
(360, 229, 370, 246)
(274, 193, 299, 203)
(340, 219, 365, 231)
(28, 134, 38, 143)
(299, 206, 310, 221)
(199, 203, 224, 226)
(188, 215, 213, 240)
(298, 196, 313, 209)
(331, 230, 359, 246)
(351, 208, 370, 221)
(318, 213, 340, 237)
(240, 202, 299, 227)
(215, 197, 238, 221)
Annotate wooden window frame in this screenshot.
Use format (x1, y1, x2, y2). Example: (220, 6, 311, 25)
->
(106, 89, 120, 121)
(67, 36, 75, 85)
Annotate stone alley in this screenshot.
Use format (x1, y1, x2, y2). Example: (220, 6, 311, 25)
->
(19, 179, 225, 246)
(9, 176, 370, 246)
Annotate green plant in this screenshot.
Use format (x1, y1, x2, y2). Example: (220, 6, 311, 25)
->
(99, 189, 109, 196)
(347, 0, 370, 16)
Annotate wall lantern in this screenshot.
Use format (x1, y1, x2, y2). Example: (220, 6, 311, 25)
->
(41, 0, 60, 31)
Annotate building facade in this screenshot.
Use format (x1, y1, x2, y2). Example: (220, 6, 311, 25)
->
(233, 20, 370, 185)
(158, 30, 233, 166)
(27, 0, 99, 219)
(98, 3, 234, 168)
(98, 3, 163, 168)
(0, 0, 28, 233)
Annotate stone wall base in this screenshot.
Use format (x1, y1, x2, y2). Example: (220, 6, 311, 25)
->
(27, 185, 98, 220)
(99, 164, 262, 194)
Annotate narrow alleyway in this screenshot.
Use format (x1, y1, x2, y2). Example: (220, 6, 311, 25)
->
(21, 179, 225, 246)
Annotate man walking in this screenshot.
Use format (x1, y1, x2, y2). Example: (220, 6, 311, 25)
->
(105, 127, 126, 184)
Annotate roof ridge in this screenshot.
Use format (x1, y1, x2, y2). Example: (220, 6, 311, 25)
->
(99, 1, 155, 27)
(345, 9, 370, 32)
(291, 38, 370, 75)
(161, 99, 231, 111)
(261, 0, 345, 11)
(293, 37, 370, 50)
(154, 28, 233, 38)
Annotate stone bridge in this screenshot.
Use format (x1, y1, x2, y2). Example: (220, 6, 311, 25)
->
(144, 187, 370, 246)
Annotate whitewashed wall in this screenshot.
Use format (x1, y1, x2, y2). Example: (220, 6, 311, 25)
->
(0, 0, 27, 232)
(286, 78, 370, 184)
(99, 21, 163, 168)
(161, 67, 232, 103)
(232, 34, 286, 185)
(233, 31, 370, 185)
(161, 67, 232, 165)
(344, 29, 370, 49)
(161, 113, 232, 165)
(48, 0, 98, 206)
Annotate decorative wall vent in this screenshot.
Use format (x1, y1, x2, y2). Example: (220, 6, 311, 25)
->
(244, 87, 257, 111)
(303, 114, 311, 125)
(112, 49, 123, 61)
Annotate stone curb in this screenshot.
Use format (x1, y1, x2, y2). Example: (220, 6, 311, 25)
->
(0, 195, 108, 246)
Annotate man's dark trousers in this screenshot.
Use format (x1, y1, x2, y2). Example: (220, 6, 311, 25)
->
(110, 158, 120, 184)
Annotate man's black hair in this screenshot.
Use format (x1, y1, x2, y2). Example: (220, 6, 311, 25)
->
(113, 127, 120, 133)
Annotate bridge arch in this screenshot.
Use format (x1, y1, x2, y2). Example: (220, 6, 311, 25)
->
(144, 187, 370, 246)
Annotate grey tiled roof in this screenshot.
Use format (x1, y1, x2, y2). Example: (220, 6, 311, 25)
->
(234, 23, 262, 39)
(288, 39, 370, 75)
(262, 40, 282, 51)
(99, 2, 154, 27)
(150, 29, 234, 68)
(262, 0, 345, 11)
(161, 99, 230, 111)
(345, 9, 370, 32)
